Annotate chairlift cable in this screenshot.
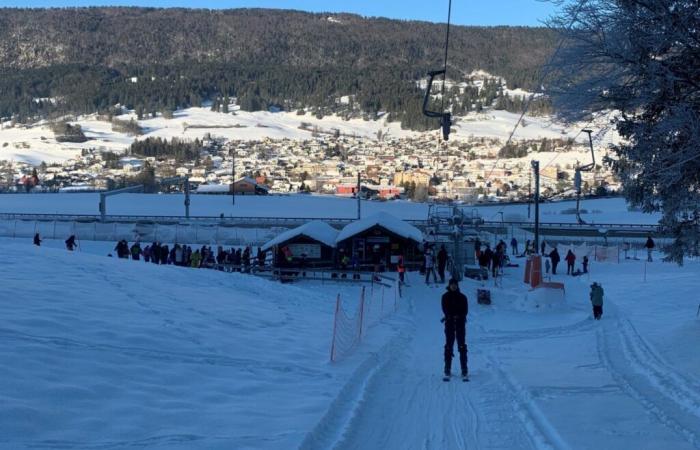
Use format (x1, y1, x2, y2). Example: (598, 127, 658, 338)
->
(440, 0, 453, 114)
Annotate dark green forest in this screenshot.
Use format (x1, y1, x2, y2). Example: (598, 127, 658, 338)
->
(0, 8, 556, 130)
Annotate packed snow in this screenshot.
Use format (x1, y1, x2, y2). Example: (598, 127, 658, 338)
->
(1, 230, 699, 448)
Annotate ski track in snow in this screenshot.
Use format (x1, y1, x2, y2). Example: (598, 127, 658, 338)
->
(302, 275, 700, 450)
(597, 302, 700, 448)
(301, 283, 545, 450)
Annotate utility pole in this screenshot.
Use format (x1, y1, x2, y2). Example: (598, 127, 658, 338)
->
(357, 171, 361, 219)
(527, 169, 532, 219)
(184, 177, 190, 219)
(531, 160, 540, 254)
(231, 149, 235, 206)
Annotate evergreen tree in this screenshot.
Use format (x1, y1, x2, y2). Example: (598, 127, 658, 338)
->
(550, 0, 700, 263)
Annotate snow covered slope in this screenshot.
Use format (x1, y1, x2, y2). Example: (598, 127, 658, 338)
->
(304, 256, 700, 450)
(0, 242, 406, 449)
(1, 237, 699, 448)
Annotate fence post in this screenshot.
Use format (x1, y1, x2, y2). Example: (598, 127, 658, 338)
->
(12, 220, 17, 238)
(380, 285, 384, 316)
(358, 287, 365, 341)
(52, 220, 57, 239)
(330, 294, 341, 362)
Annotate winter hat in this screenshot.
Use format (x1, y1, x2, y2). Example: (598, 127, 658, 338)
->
(448, 278, 459, 286)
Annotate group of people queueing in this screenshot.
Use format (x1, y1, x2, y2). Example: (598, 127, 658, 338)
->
(542, 243, 589, 277)
(113, 240, 265, 271)
(475, 238, 510, 279)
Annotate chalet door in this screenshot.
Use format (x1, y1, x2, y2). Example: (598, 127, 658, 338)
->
(353, 238, 365, 261)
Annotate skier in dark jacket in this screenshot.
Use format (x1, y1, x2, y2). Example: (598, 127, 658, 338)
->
(441, 278, 469, 380)
(33, 233, 41, 246)
(549, 248, 561, 275)
(437, 245, 448, 283)
(645, 236, 655, 262)
(590, 282, 604, 320)
(65, 235, 76, 251)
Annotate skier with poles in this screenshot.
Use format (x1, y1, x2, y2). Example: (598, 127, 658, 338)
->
(441, 278, 469, 381)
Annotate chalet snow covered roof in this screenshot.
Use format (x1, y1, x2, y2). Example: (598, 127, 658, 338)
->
(336, 212, 423, 244)
(261, 220, 339, 251)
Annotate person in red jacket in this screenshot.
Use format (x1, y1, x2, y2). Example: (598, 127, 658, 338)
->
(441, 278, 469, 380)
(565, 250, 576, 275)
(397, 255, 406, 284)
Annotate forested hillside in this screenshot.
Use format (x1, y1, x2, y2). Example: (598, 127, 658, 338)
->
(0, 8, 556, 129)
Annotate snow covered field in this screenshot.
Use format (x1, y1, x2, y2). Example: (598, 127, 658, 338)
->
(0, 194, 661, 225)
(1, 236, 699, 449)
(0, 108, 418, 165)
(0, 107, 616, 165)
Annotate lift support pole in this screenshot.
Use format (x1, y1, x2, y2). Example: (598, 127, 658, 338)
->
(531, 160, 540, 253)
(99, 185, 144, 221)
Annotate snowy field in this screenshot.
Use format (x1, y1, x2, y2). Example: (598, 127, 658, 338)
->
(0, 107, 616, 165)
(0, 194, 661, 225)
(1, 236, 699, 449)
(0, 108, 418, 164)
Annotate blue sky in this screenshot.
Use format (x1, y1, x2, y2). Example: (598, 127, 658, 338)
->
(0, 0, 559, 26)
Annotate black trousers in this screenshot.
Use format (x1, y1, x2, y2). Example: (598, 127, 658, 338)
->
(593, 305, 603, 320)
(444, 316, 468, 374)
(438, 264, 446, 282)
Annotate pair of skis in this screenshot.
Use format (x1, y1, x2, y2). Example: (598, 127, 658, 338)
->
(443, 374, 469, 382)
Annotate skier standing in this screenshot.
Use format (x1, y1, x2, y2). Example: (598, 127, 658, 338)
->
(565, 250, 576, 275)
(130, 242, 142, 261)
(549, 247, 561, 275)
(511, 237, 518, 255)
(33, 233, 42, 246)
(442, 278, 469, 381)
(645, 235, 655, 262)
(397, 255, 406, 284)
(590, 282, 604, 320)
(424, 247, 438, 285)
(437, 245, 448, 283)
(65, 235, 77, 251)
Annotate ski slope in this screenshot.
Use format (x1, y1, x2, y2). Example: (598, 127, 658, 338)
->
(302, 259, 700, 449)
(1, 240, 699, 449)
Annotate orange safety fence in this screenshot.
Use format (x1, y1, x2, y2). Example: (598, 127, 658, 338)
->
(330, 280, 402, 362)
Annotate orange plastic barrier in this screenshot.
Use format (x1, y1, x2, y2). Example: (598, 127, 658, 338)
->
(524, 255, 543, 288)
